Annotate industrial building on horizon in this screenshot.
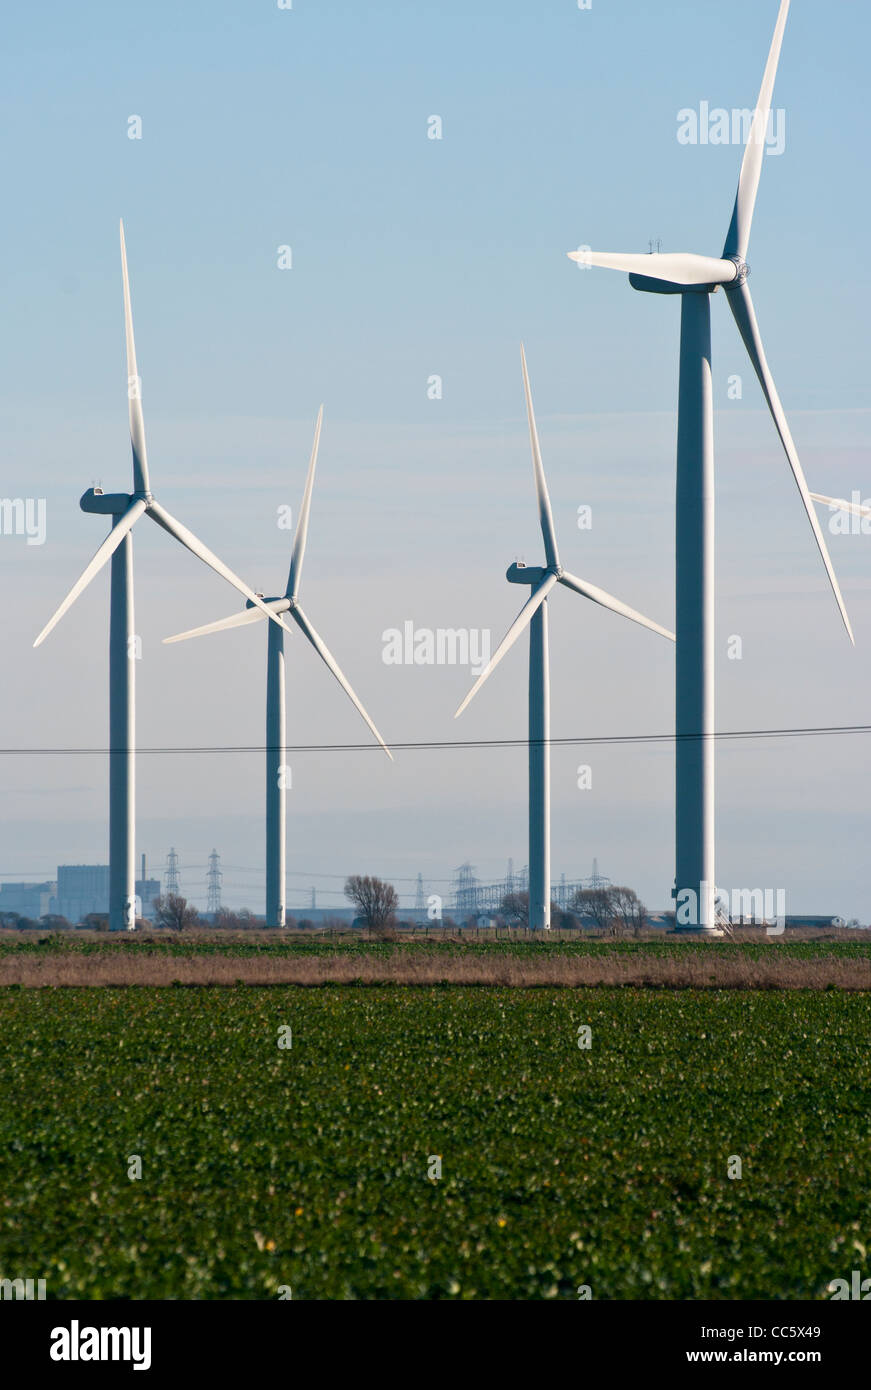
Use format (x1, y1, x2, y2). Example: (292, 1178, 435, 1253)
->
(0, 861, 161, 924)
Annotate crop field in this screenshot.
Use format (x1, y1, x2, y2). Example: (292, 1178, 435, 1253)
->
(2, 931, 871, 988)
(2, 985, 870, 1299)
(3, 929, 871, 960)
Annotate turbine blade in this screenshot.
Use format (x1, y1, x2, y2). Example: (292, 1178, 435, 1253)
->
(163, 606, 270, 645)
(723, 0, 791, 260)
(454, 572, 558, 718)
(286, 405, 324, 600)
(289, 604, 393, 760)
(811, 492, 871, 520)
(147, 500, 294, 637)
(520, 345, 559, 569)
(726, 279, 854, 644)
(120, 220, 150, 495)
(33, 497, 147, 647)
(567, 250, 737, 286)
(558, 571, 675, 642)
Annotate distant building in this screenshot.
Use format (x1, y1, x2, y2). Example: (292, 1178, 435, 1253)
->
(54, 865, 162, 924)
(0, 881, 57, 919)
(137, 880, 161, 920)
(55, 865, 110, 923)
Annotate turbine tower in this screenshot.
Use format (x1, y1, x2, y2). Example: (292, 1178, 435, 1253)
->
(567, 0, 853, 932)
(33, 224, 292, 931)
(454, 347, 674, 931)
(164, 410, 392, 927)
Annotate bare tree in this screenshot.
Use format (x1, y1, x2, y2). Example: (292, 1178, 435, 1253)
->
(499, 890, 529, 928)
(570, 886, 615, 934)
(214, 907, 260, 931)
(570, 885, 648, 937)
(153, 894, 200, 931)
(344, 875, 399, 938)
(610, 885, 649, 938)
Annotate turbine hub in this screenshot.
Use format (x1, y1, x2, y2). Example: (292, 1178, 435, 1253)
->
(726, 255, 750, 285)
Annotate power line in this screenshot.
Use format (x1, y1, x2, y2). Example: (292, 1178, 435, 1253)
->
(1, 722, 871, 756)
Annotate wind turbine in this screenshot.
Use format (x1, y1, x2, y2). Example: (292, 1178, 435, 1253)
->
(34, 222, 294, 931)
(454, 347, 674, 931)
(164, 408, 392, 927)
(567, 0, 853, 933)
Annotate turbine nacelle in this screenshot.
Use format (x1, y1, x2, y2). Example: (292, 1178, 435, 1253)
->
(629, 255, 750, 296)
(507, 562, 556, 586)
(80, 487, 134, 515)
(243, 594, 292, 612)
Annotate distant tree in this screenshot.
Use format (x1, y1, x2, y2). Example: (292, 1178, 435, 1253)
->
(214, 907, 259, 931)
(153, 894, 199, 932)
(82, 912, 110, 933)
(500, 890, 568, 930)
(499, 890, 529, 928)
(344, 875, 399, 938)
(39, 914, 71, 931)
(551, 906, 580, 931)
(570, 887, 615, 935)
(610, 886, 648, 938)
(569, 885, 647, 937)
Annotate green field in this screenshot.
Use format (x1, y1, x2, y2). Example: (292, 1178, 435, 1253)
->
(2, 986, 869, 1299)
(2, 929, 871, 961)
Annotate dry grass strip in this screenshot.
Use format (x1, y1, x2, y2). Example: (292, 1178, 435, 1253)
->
(2, 952, 870, 990)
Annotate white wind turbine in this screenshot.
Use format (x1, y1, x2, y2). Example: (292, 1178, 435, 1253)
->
(567, 0, 853, 933)
(454, 347, 674, 931)
(164, 408, 392, 926)
(34, 222, 294, 931)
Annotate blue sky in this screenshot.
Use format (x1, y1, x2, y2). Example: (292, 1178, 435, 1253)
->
(2, 1, 870, 916)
